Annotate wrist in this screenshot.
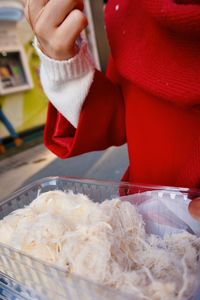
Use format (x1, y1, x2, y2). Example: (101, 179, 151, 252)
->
(37, 38, 79, 61)
(33, 37, 95, 82)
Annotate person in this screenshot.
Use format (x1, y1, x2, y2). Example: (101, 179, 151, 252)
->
(0, 105, 23, 154)
(23, 0, 200, 219)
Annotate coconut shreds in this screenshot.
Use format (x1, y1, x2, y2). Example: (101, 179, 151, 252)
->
(0, 190, 199, 300)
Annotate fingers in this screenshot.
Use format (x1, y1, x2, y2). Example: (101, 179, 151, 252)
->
(42, 0, 84, 27)
(57, 10, 88, 49)
(24, 0, 48, 30)
(24, 0, 88, 60)
(188, 197, 200, 221)
(43, 10, 87, 60)
(26, 0, 48, 17)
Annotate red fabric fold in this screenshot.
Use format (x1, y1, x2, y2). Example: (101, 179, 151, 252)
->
(44, 70, 126, 159)
(143, 0, 200, 35)
(44, 0, 200, 188)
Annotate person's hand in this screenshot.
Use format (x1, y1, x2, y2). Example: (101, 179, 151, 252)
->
(22, 0, 88, 60)
(188, 197, 200, 221)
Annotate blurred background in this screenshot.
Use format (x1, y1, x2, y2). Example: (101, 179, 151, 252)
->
(0, 0, 128, 201)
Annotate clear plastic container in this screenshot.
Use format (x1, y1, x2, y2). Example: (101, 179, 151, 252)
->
(0, 177, 199, 300)
(0, 272, 42, 300)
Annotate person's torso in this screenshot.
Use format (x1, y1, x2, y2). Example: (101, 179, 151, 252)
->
(105, 0, 200, 187)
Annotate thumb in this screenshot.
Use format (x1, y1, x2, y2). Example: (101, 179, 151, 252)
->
(188, 197, 200, 221)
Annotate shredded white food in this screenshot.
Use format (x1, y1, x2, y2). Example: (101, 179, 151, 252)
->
(0, 190, 199, 300)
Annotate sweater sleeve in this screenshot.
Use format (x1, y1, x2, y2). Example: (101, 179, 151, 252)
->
(34, 38, 95, 127)
(44, 58, 126, 159)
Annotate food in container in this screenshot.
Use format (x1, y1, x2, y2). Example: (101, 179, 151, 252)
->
(0, 177, 199, 300)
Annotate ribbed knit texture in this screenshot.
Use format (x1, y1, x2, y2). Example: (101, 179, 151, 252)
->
(105, 0, 200, 105)
(34, 38, 95, 83)
(43, 0, 200, 188)
(33, 38, 95, 127)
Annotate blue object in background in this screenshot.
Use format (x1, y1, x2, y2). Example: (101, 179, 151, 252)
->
(0, 276, 41, 300)
(0, 7, 23, 21)
(0, 0, 24, 22)
(0, 109, 18, 144)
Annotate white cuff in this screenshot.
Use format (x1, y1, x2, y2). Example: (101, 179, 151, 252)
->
(33, 37, 95, 82)
(40, 64, 95, 128)
(34, 37, 95, 128)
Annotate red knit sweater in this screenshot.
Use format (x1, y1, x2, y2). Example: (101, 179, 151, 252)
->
(44, 0, 200, 188)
